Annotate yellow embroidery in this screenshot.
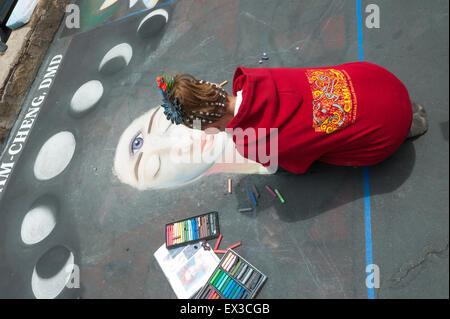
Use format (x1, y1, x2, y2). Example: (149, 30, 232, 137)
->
(306, 69, 357, 134)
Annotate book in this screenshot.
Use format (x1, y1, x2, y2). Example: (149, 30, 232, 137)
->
(154, 242, 219, 299)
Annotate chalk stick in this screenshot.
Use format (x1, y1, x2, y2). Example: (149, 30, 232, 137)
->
(231, 260, 242, 276)
(221, 251, 232, 267)
(224, 255, 236, 271)
(237, 264, 248, 280)
(250, 191, 258, 207)
(210, 269, 221, 285)
(275, 189, 285, 204)
(246, 271, 258, 288)
(250, 273, 263, 290)
(229, 284, 240, 299)
(252, 184, 260, 198)
(265, 185, 277, 198)
(236, 288, 246, 299)
(242, 268, 254, 284)
(214, 234, 223, 250)
(227, 255, 239, 272)
(234, 262, 246, 278)
(227, 242, 242, 250)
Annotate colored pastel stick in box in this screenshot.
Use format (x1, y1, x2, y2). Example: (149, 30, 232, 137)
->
(194, 249, 268, 299)
(165, 211, 220, 249)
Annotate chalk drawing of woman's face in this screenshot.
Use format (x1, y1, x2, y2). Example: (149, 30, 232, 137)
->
(114, 107, 228, 189)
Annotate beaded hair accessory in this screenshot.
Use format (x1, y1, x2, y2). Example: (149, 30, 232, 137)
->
(156, 76, 228, 128)
(183, 80, 228, 129)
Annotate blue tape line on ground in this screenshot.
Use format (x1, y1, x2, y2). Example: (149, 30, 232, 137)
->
(363, 166, 375, 299)
(356, 0, 365, 61)
(357, 0, 375, 299)
(104, 0, 178, 26)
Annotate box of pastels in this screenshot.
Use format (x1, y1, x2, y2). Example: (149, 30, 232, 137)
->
(165, 211, 220, 249)
(194, 249, 267, 299)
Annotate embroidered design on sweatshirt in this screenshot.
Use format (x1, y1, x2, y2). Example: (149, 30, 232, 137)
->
(306, 69, 358, 134)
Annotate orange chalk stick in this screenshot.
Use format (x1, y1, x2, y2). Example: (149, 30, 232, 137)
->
(227, 242, 242, 250)
(214, 234, 223, 251)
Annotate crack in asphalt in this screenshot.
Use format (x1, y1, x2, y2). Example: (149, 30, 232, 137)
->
(389, 242, 449, 288)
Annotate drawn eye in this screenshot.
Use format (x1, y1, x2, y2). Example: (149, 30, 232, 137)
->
(131, 133, 144, 155)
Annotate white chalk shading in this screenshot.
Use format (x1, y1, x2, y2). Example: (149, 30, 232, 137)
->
(141, 20, 191, 68)
(99, 0, 118, 11)
(31, 252, 75, 299)
(129, 0, 138, 8)
(98, 43, 133, 75)
(137, 8, 169, 38)
(142, 0, 159, 9)
(70, 80, 104, 114)
(113, 108, 269, 191)
(21, 205, 57, 245)
(34, 132, 76, 181)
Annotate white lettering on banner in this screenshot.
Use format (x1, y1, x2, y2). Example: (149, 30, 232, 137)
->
(0, 54, 64, 194)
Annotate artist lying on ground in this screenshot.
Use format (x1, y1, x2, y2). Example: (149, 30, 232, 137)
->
(155, 62, 428, 173)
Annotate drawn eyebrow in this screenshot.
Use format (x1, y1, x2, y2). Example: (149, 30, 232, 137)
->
(134, 152, 143, 182)
(147, 107, 160, 134)
(133, 108, 162, 182)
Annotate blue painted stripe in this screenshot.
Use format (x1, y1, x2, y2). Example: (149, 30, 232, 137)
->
(104, 0, 178, 26)
(357, 0, 375, 299)
(356, 0, 365, 61)
(363, 166, 375, 299)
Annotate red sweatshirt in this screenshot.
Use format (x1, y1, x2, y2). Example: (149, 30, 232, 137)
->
(226, 62, 412, 173)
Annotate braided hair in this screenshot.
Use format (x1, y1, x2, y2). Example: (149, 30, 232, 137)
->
(169, 74, 228, 129)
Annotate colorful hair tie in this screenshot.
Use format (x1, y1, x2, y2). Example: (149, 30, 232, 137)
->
(156, 76, 184, 125)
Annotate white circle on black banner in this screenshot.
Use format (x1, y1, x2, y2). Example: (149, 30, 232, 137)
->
(31, 249, 75, 299)
(21, 204, 57, 245)
(99, 43, 133, 75)
(70, 80, 104, 115)
(137, 8, 169, 38)
(34, 131, 76, 181)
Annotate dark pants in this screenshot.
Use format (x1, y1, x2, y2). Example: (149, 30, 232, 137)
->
(0, 0, 18, 51)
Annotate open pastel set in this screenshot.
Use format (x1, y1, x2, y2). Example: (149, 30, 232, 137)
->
(194, 250, 267, 299)
(165, 212, 220, 249)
